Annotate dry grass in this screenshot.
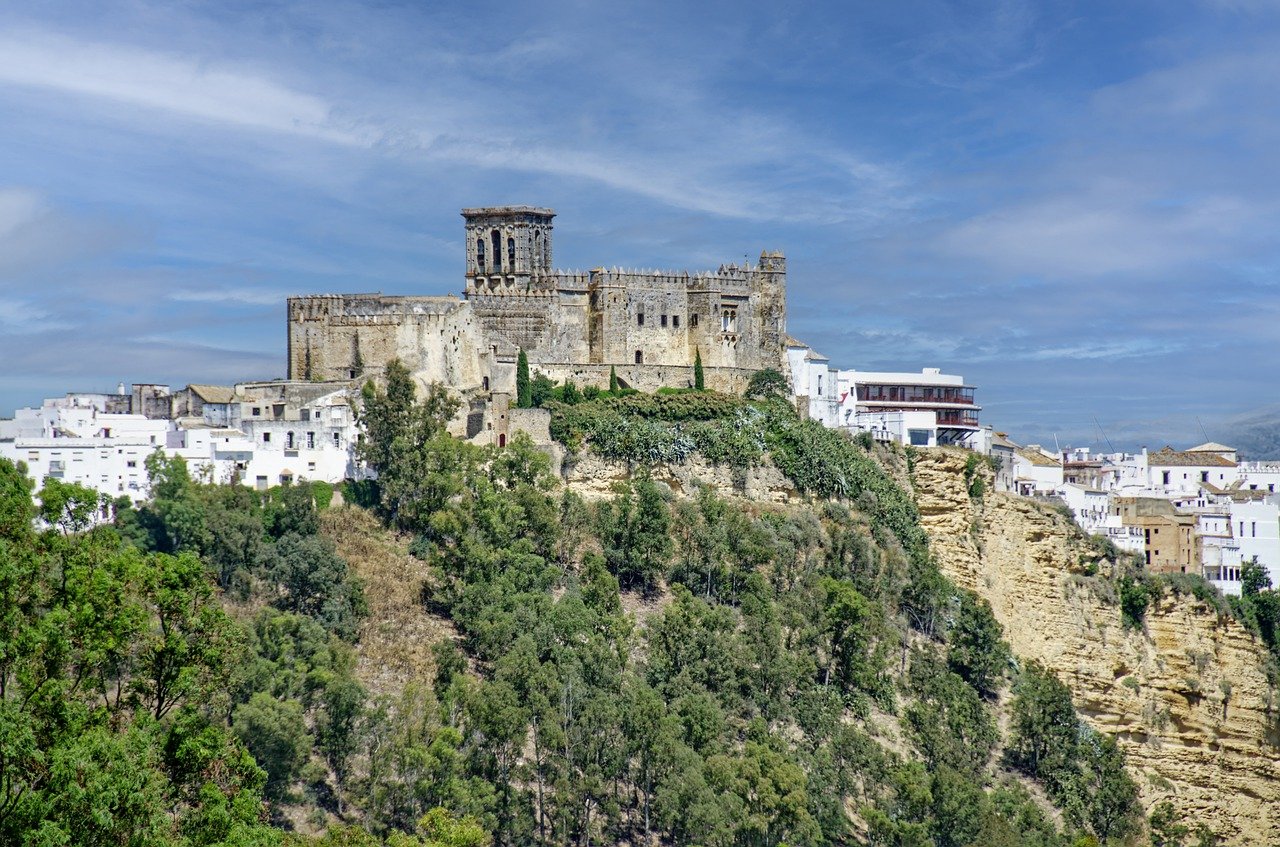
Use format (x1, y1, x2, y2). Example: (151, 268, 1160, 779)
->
(320, 506, 459, 698)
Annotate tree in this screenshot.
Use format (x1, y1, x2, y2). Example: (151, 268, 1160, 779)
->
(516, 350, 531, 408)
(599, 477, 672, 593)
(37, 478, 106, 534)
(561, 379, 581, 405)
(693, 349, 705, 391)
(0, 458, 34, 542)
(1006, 662, 1078, 793)
(745, 368, 788, 399)
(1070, 730, 1140, 843)
(609, 365, 619, 393)
(948, 592, 1009, 698)
(232, 692, 313, 801)
(1242, 557, 1271, 596)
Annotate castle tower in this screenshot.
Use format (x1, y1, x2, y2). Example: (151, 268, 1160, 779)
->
(463, 206, 555, 293)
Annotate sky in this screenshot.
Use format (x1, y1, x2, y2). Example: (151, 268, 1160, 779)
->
(1, 0, 1278, 451)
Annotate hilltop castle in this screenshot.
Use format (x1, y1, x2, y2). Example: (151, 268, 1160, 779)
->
(287, 206, 790, 409)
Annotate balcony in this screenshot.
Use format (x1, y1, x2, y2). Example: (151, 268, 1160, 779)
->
(856, 385, 976, 405)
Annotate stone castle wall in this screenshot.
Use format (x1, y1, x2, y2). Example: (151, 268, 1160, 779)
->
(287, 208, 789, 406)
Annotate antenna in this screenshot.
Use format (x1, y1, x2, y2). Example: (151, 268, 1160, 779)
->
(1197, 416, 1210, 444)
(1094, 417, 1115, 453)
(1054, 432, 1061, 455)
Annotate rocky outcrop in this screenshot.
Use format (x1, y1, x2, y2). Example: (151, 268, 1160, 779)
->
(913, 448, 1280, 843)
(561, 451, 799, 503)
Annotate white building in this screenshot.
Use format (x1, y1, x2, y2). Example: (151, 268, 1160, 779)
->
(837, 367, 981, 448)
(0, 380, 363, 511)
(1012, 445, 1063, 494)
(1144, 445, 1239, 496)
(785, 339, 840, 428)
(0, 404, 174, 506)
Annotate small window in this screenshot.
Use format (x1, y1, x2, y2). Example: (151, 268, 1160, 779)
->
(286, 432, 294, 449)
(661, 314, 668, 327)
(691, 313, 698, 327)
(673, 315, 680, 328)
(637, 312, 645, 326)
(307, 432, 315, 449)
(1201, 471, 1209, 482)
(333, 432, 341, 447)
(263, 432, 270, 443)
(126, 460, 137, 468)
(302, 409, 311, 421)
(635, 350, 643, 364)
(252, 407, 261, 416)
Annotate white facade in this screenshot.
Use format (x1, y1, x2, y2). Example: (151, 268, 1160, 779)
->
(837, 367, 981, 448)
(1056, 483, 1110, 533)
(0, 384, 363, 511)
(786, 341, 840, 428)
(1012, 446, 1064, 494)
(1231, 498, 1280, 589)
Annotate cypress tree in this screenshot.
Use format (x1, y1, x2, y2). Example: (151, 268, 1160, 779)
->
(516, 349, 531, 408)
(609, 365, 619, 393)
(693, 349, 705, 391)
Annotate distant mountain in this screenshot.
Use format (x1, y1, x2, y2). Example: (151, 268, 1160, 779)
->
(1217, 406, 1280, 460)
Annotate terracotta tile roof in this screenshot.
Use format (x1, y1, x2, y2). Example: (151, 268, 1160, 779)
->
(187, 384, 235, 403)
(1017, 447, 1062, 468)
(1187, 441, 1236, 453)
(1148, 447, 1236, 467)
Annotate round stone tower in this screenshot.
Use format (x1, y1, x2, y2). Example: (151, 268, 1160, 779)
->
(462, 206, 556, 293)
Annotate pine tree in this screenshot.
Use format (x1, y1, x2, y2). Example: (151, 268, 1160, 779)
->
(609, 365, 619, 393)
(516, 349, 531, 408)
(693, 349, 705, 390)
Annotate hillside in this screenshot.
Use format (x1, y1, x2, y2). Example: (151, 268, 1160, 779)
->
(5, 376, 1279, 846)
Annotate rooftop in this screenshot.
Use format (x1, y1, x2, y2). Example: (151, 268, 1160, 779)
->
(1148, 446, 1236, 467)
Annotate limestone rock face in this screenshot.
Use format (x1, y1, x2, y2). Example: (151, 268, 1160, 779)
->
(913, 448, 1280, 843)
(562, 451, 798, 503)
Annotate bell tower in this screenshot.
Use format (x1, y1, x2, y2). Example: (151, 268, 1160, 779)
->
(462, 206, 556, 293)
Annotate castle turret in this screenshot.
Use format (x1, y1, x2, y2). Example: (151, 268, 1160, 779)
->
(463, 206, 556, 293)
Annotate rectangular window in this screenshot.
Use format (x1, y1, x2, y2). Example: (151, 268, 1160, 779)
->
(1201, 471, 1209, 482)
(306, 432, 315, 449)
(1253, 522, 1257, 537)
(252, 407, 261, 416)
(333, 432, 341, 447)
(286, 432, 294, 449)
(673, 315, 680, 328)
(126, 460, 137, 468)
(637, 313, 644, 326)
(263, 432, 270, 443)
(691, 314, 698, 327)
(661, 314, 668, 327)
(908, 429, 931, 446)
(255, 476, 268, 491)
(302, 409, 311, 421)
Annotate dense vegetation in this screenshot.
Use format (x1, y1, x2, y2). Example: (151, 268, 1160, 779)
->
(2, 360, 1201, 845)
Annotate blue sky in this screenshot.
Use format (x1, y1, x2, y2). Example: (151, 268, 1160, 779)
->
(1, 0, 1278, 450)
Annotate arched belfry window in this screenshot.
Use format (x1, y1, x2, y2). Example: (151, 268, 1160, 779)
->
(476, 237, 485, 272)
(491, 230, 502, 272)
(533, 231, 543, 270)
(507, 237, 516, 270)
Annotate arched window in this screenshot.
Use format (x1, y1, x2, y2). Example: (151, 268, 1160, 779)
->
(507, 237, 516, 270)
(492, 230, 502, 271)
(476, 237, 485, 272)
(635, 350, 643, 364)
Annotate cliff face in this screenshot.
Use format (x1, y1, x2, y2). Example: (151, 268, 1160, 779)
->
(561, 451, 799, 503)
(913, 448, 1280, 843)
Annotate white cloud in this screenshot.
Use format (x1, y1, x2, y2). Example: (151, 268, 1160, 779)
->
(0, 30, 373, 146)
